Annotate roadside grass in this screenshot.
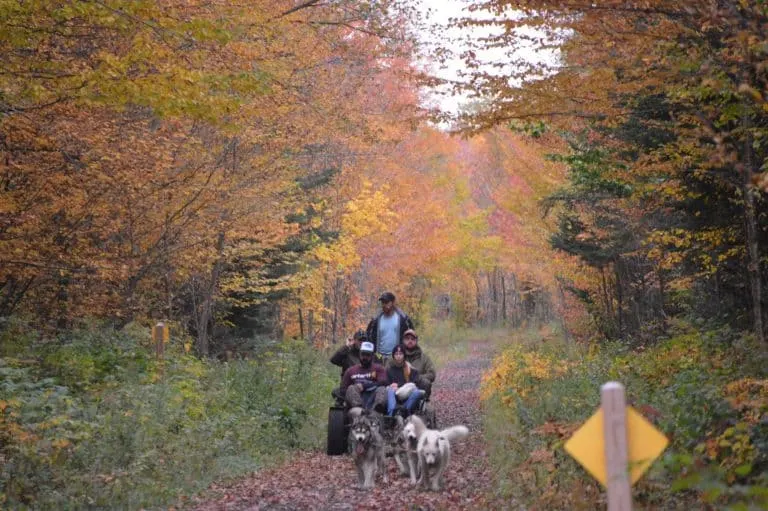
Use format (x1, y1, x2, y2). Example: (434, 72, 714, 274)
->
(480, 320, 768, 510)
(0, 320, 337, 510)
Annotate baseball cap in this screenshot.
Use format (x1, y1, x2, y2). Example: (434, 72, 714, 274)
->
(379, 291, 396, 303)
(360, 341, 375, 353)
(403, 329, 418, 339)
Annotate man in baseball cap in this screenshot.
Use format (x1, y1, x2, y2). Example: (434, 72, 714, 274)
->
(340, 341, 388, 414)
(402, 329, 436, 400)
(330, 329, 366, 379)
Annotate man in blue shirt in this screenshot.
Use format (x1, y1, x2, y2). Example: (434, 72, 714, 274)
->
(366, 291, 414, 360)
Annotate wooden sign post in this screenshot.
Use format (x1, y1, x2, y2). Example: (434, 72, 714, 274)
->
(601, 382, 632, 511)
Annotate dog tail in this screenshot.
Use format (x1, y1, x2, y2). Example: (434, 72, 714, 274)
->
(440, 425, 469, 443)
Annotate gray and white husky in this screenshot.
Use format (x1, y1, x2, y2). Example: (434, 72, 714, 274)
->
(404, 414, 469, 491)
(348, 413, 388, 489)
(380, 415, 411, 478)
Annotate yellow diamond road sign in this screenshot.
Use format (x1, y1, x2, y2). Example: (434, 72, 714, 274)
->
(564, 406, 669, 487)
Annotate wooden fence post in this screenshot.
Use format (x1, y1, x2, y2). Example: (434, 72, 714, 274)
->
(153, 322, 169, 361)
(601, 381, 632, 511)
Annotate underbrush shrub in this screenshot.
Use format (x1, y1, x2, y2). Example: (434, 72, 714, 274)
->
(0, 324, 336, 509)
(481, 322, 768, 510)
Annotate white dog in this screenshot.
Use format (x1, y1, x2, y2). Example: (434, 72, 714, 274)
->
(401, 414, 427, 483)
(402, 414, 469, 490)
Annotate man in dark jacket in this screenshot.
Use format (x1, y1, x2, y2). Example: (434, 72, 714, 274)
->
(401, 329, 436, 399)
(341, 341, 388, 412)
(330, 329, 365, 380)
(366, 291, 414, 360)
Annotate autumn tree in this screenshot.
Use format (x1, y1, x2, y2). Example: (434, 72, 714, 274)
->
(0, 0, 423, 355)
(450, 1, 768, 344)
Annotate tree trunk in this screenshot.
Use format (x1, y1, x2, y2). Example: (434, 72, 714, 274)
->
(742, 102, 765, 345)
(614, 262, 624, 339)
(600, 265, 613, 322)
(298, 307, 305, 341)
(195, 230, 225, 357)
(308, 310, 314, 346)
(0, 276, 34, 319)
(557, 280, 572, 343)
(509, 273, 520, 326)
(501, 272, 507, 324)
(55, 272, 70, 330)
(340, 279, 348, 340)
(473, 275, 483, 324)
(487, 270, 497, 324)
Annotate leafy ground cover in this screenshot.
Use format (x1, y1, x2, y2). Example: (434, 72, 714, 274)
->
(0, 320, 336, 509)
(4, 319, 765, 510)
(481, 322, 768, 510)
(188, 338, 509, 511)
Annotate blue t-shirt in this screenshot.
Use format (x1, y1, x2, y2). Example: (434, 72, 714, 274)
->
(377, 313, 400, 356)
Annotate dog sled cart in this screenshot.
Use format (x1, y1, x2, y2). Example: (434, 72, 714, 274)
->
(326, 384, 437, 456)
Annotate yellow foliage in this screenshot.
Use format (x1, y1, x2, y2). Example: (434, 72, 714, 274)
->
(696, 422, 757, 483)
(612, 333, 725, 383)
(481, 343, 573, 403)
(723, 378, 768, 425)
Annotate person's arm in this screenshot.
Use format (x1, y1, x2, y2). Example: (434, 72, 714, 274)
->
(341, 367, 353, 394)
(330, 345, 350, 367)
(409, 367, 420, 384)
(420, 354, 436, 383)
(366, 317, 378, 353)
(404, 313, 415, 331)
(374, 364, 389, 386)
(396, 310, 414, 340)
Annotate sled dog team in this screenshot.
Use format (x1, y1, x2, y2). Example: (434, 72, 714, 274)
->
(348, 411, 469, 490)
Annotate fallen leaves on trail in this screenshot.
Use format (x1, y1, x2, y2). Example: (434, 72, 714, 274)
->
(188, 342, 513, 511)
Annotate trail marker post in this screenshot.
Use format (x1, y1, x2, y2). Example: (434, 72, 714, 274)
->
(602, 382, 632, 510)
(564, 381, 669, 511)
(152, 322, 169, 360)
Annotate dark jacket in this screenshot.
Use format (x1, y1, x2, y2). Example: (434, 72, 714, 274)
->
(386, 362, 420, 387)
(341, 362, 387, 395)
(330, 344, 361, 379)
(404, 345, 436, 384)
(366, 308, 414, 355)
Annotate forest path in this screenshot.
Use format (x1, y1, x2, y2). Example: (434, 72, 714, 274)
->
(189, 341, 512, 511)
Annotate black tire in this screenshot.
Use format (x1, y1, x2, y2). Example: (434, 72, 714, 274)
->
(326, 407, 347, 456)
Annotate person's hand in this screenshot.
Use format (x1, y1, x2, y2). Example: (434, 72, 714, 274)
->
(356, 383, 364, 392)
(390, 383, 398, 389)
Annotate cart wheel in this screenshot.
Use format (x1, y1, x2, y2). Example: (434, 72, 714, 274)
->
(326, 407, 347, 455)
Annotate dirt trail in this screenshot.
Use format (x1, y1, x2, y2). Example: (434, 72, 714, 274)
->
(190, 341, 508, 511)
